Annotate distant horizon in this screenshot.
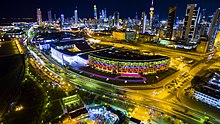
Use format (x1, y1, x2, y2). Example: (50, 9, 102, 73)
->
(0, 0, 219, 21)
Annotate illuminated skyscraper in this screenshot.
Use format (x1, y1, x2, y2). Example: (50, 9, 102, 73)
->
(113, 11, 120, 27)
(182, 4, 200, 42)
(141, 11, 147, 33)
(149, 0, 154, 30)
(94, 5, 97, 19)
(54, 14, 56, 20)
(47, 9, 52, 23)
(101, 9, 105, 19)
(104, 8, 107, 21)
(166, 6, 176, 40)
(61, 14, 64, 23)
(133, 12, 138, 26)
(74, 8, 78, 25)
(37, 8, 42, 26)
(208, 8, 220, 50)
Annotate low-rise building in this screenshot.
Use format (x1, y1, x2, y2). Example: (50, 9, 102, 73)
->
(112, 31, 136, 41)
(193, 72, 220, 109)
(196, 35, 209, 53)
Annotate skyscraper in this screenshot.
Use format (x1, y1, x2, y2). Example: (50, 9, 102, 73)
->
(149, 0, 154, 31)
(104, 8, 107, 21)
(114, 11, 120, 27)
(208, 8, 220, 50)
(74, 9, 78, 25)
(37, 8, 42, 26)
(135, 12, 139, 25)
(182, 4, 200, 42)
(140, 11, 147, 34)
(166, 6, 176, 40)
(61, 14, 64, 23)
(47, 9, 52, 23)
(54, 14, 57, 20)
(94, 5, 97, 20)
(197, 9, 206, 36)
(101, 9, 105, 19)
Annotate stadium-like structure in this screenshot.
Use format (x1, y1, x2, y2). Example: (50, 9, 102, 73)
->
(88, 48, 170, 75)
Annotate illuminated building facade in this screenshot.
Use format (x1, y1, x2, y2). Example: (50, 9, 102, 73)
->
(112, 31, 136, 41)
(166, 6, 176, 40)
(149, 0, 154, 31)
(74, 9, 78, 25)
(37, 8, 42, 26)
(94, 5, 97, 20)
(140, 11, 147, 34)
(207, 8, 220, 51)
(47, 9, 52, 23)
(182, 4, 200, 43)
(114, 11, 120, 27)
(61, 14, 65, 23)
(215, 31, 220, 50)
(88, 48, 170, 75)
(196, 35, 209, 53)
(193, 72, 220, 109)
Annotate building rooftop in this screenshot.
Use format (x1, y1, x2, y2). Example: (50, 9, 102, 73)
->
(34, 31, 83, 42)
(195, 72, 220, 99)
(90, 47, 169, 62)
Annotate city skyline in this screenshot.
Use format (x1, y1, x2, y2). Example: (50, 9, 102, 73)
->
(0, 0, 219, 20)
(0, 0, 220, 123)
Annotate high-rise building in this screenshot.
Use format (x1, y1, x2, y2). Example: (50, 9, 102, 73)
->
(135, 12, 139, 25)
(166, 6, 176, 40)
(74, 8, 78, 25)
(182, 4, 200, 42)
(207, 8, 220, 51)
(149, 0, 154, 31)
(47, 10, 52, 23)
(197, 9, 206, 36)
(94, 5, 97, 20)
(108, 15, 113, 27)
(101, 9, 105, 19)
(37, 8, 42, 26)
(104, 8, 107, 21)
(54, 14, 57, 20)
(114, 11, 120, 27)
(61, 14, 64, 23)
(140, 11, 147, 34)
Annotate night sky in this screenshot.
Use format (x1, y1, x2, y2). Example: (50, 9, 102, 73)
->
(1, 0, 219, 20)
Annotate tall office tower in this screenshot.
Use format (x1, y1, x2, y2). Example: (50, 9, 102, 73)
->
(205, 15, 213, 35)
(122, 20, 127, 29)
(207, 8, 220, 50)
(94, 5, 97, 19)
(140, 11, 147, 33)
(104, 8, 107, 21)
(54, 14, 56, 20)
(61, 14, 64, 23)
(199, 9, 206, 24)
(37, 8, 42, 26)
(74, 9, 78, 25)
(108, 15, 113, 27)
(114, 11, 120, 27)
(182, 4, 200, 42)
(135, 12, 139, 25)
(47, 10, 52, 23)
(149, 0, 154, 31)
(166, 6, 176, 40)
(196, 9, 206, 36)
(101, 9, 105, 19)
(154, 14, 160, 29)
